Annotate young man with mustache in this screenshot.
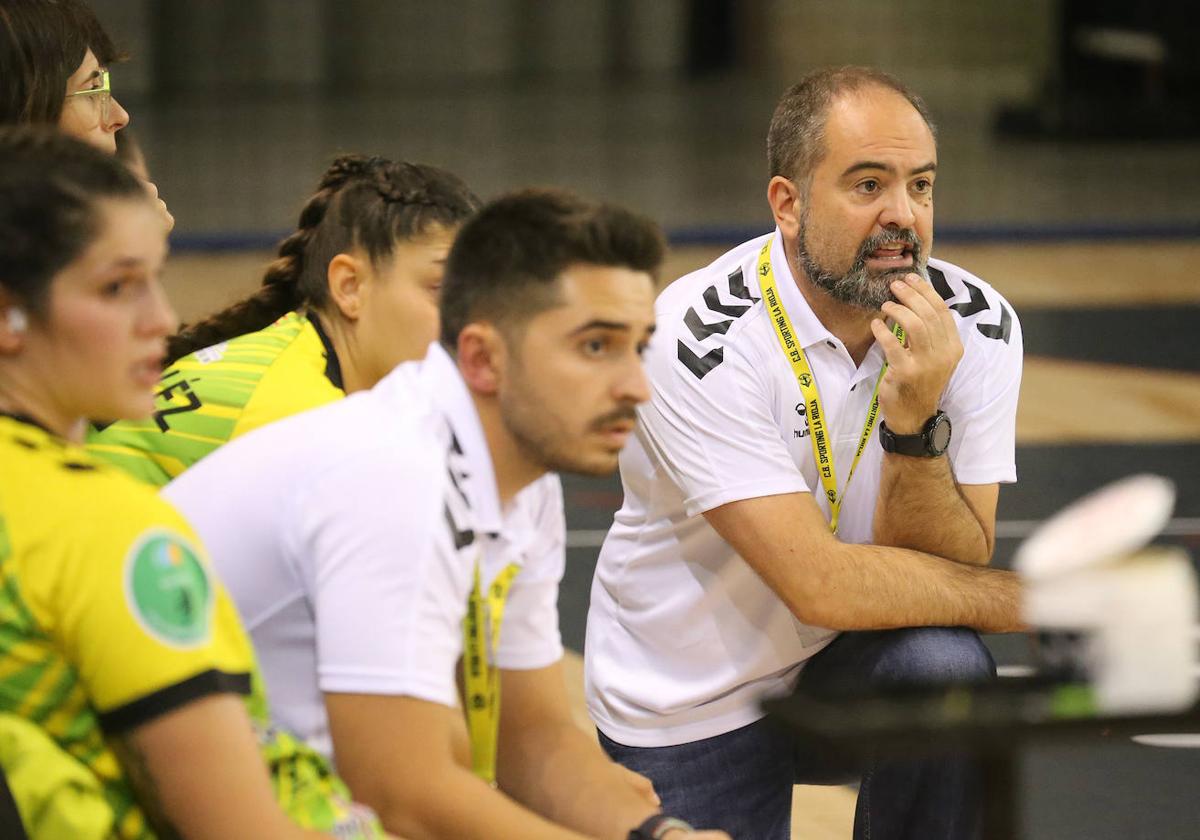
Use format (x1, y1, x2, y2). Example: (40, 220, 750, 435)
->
(586, 67, 1025, 839)
(164, 190, 728, 840)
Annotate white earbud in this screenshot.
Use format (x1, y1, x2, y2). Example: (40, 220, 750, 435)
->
(6, 308, 27, 334)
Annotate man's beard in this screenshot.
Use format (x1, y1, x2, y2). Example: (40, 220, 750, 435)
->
(499, 364, 638, 478)
(797, 220, 928, 311)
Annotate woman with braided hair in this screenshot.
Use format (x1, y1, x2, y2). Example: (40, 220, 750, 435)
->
(88, 154, 479, 485)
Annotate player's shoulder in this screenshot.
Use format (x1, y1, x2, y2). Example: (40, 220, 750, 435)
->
(655, 234, 773, 383)
(6, 429, 194, 554)
(77, 451, 188, 531)
(174, 310, 310, 368)
(927, 257, 1021, 350)
(0, 417, 153, 506)
(161, 312, 336, 427)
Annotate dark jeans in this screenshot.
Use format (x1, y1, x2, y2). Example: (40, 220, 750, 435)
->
(598, 627, 994, 840)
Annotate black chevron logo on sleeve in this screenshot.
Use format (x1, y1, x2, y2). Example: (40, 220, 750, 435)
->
(976, 302, 1013, 343)
(929, 265, 1012, 343)
(929, 265, 954, 301)
(928, 266, 989, 316)
(726, 268, 760, 302)
(703, 285, 752, 317)
(677, 342, 724, 379)
(444, 503, 475, 550)
(675, 265, 762, 380)
(949, 282, 990, 317)
(684, 306, 733, 341)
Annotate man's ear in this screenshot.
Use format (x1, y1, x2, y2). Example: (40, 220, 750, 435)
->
(326, 253, 368, 321)
(767, 175, 803, 242)
(456, 323, 506, 396)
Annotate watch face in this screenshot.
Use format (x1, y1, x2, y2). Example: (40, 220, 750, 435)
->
(929, 413, 952, 454)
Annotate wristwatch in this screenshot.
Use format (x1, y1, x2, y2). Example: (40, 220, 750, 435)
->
(879, 411, 952, 457)
(628, 814, 694, 839)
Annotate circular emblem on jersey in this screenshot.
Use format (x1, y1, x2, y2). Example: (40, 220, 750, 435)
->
(124, 530, 213, 647)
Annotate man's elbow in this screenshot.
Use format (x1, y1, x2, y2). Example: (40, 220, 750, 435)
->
(779, 576, 859, 631)
(952, 535, 994, 567)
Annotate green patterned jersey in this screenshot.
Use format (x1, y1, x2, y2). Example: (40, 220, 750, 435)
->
(0, 414, 381, 838)
(87, 311, 345, 486)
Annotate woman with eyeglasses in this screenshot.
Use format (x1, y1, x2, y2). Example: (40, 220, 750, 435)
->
(0, 126, 390, 839)
(0, 0, 171, 227)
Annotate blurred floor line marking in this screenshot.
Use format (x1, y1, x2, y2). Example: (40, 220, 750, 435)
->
(995, 517, 1200, 539)
(565, 518, 1200, 549)
(1131, 734, 1200, 748)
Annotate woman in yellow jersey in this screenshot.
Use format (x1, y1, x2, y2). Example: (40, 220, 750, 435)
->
(0, 0, 172, 225)
(88, 154, 479, 485)
(0, 129, 386, 838)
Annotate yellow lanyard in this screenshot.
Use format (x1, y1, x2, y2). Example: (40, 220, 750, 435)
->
(756, 238, 903, 534)
(462, 558, 521, 784)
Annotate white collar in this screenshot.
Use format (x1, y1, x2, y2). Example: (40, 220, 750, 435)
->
(766, 231, 838, 351)
(419, 343, 503, 534)
(766, 230, 887, 374)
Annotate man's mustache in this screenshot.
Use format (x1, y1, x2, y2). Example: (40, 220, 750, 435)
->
(590, 405, 639, 431)
(855, 228, 923, 265)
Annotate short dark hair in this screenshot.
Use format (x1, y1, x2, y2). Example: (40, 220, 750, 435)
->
(767, 66, 937, 185)
(0, 125, 147, 314)
(439, 189, 665, 348)
(0, 0, 121, 126)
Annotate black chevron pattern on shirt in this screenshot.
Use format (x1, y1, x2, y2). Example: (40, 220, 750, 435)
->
(443, 432, 475, 549)
(726, 267, 759, 303)
(977, 302, 1013, 343)
(677, 267, 760, 379)
(677, 343, 724, 379)
(684, 307, 733, 341)
(928, 265, 1012, 343)
(444, 503, 475, 550)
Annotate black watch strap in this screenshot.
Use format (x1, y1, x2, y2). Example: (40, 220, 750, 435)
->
(879, 411, 952, 457)
(628, 814, 694, 839)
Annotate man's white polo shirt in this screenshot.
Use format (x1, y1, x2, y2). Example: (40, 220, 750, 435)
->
(163, 343, 565, 759)
(585, 232, 1023, 748)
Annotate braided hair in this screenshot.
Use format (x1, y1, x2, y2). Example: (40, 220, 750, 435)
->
(166, 155, 479, 363)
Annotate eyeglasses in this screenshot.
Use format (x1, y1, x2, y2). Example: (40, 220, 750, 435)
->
(64, 70, 113, 126)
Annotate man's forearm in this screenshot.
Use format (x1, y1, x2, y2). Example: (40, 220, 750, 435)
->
(374, 759, 589, 840)
(704, 493, 1022, 633)
(802, 541, 1021, 632)
(498, 720, 658, 840)
(873, 453, 991, 565)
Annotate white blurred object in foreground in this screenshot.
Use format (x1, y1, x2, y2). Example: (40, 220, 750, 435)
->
(1015, 474, 1198, 714)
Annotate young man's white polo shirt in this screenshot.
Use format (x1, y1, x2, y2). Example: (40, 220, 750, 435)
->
(163, 343, 565, 759)
(585, 232, 1023, 748)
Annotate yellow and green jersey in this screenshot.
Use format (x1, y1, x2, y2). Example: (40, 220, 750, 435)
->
(0, 414, 380, 838)
(87, 311, 344, 486)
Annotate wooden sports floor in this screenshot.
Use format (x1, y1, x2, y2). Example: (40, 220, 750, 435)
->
(165, 239, 1200, 839)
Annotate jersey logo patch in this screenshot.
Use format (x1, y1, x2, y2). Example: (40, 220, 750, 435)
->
(929, 265, 1013, 344)
(193, 342, 228, 364)
(124, 530, 213, 647)
(677, 267, 760, 379)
